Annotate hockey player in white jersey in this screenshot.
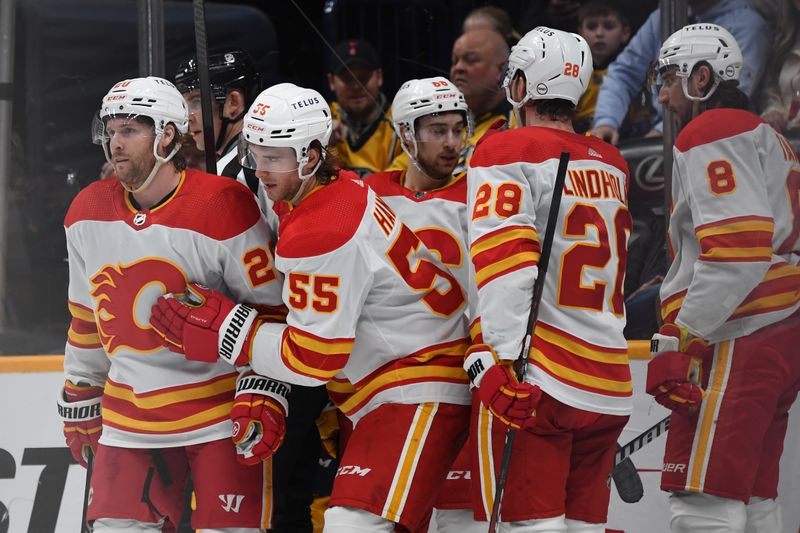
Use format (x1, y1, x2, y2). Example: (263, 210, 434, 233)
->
(648, 23, 800, 532)
(149, 83, 472, 532)
(61, 76, 286, 532)
(365, 76, 486, 532)
(466, 27, 633, 531)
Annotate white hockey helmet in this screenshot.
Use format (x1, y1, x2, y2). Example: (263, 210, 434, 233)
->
(657, 23, 742, 102)
(391, 76, 470, 160)
(240, 83, 332, 179)
(503, 26, 592, 110)
(93, 76, 189, 192)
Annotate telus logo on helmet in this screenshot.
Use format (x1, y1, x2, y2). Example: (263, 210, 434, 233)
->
(291, 97, 321, 110)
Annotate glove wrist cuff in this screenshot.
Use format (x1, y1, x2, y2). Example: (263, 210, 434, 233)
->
(235, 372, 291, 415)
(464, 345, 499, 388)
(57, 387, 102, 422)
(218, 304, 257, 365)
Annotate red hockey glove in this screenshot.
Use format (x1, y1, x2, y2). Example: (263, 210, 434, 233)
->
(58, 380, 103, 467)
(647, 323, 707, 415)
(464, 344, 541, 430)
(231, 370, 289, 465)
(149, 283, 257, 366)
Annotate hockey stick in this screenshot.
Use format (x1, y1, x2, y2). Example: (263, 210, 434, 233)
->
(191, 0, 217, 173)
(488, 151, 570, 532)
(615, 414, 670, 465)
(81, 450, 93, 533)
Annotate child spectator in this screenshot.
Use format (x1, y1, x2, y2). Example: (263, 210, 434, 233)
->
(574, 1, 631, 133)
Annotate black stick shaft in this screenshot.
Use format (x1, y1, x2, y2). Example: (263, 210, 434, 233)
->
(488, 151, 571, 532)
(192, 0, 216, 173)
(81, 451, 93, 533)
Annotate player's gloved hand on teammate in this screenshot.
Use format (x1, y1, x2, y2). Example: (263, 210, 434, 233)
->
(464, 344, 541, 430)
(149, 283, 257, 367)
(58, 380, 103, 467)
(231, 369, 290, 465)
(646, 323, 707, 415)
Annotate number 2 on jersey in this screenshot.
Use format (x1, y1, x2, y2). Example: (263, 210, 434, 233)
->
(558, 204, 631, 316)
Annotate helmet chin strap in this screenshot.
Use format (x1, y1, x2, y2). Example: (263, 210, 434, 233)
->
(215, 107, 246, 154)
(681, 75, 719, 103)
(290, 171, 318, 204)
(121, 135, 180, 194)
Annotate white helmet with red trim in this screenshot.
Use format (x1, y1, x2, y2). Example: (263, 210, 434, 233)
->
(657, 23, 742, 102)
(503, 26, 592, 110)
(93, 76, 189, 193)
(240, 83, 333, 180)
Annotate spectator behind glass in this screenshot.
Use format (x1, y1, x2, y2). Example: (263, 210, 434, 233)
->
(574, 1, 631, 133)
(759, 0, 800, 133)
(462, 5, 521, 47)
(589, 0, 770, 145)
(327, 38, 399, 177)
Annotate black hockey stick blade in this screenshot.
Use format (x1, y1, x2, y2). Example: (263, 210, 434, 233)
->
(612, 444, 644, 503)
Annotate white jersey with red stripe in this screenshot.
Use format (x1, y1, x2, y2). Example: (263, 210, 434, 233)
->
(364, 170, 474, 318)
(247, 174, 471, 424)
(468, 126, 633, 416)
(660, 108, 800, 342)
(64, 169, 284, 448)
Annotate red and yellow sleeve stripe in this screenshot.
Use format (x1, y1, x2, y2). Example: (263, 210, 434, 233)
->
(470, 225, 540, 289)
(102, 374, 236, 434)
(67, 300, 102, 349)
(469, 317, 483, 344)
(730, 262, 800, 320)
(530, 322, 632, 397)
(695, 216, 774, 263)
(280, 327, 353, 382)
(661, 263, 800, 324)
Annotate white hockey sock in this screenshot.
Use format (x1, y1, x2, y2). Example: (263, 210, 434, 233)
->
(322, 506, 394, 532)
(92, 518, 163, 532)
(434, 508, 488, 533)
(744, 496, 782, 532)
(499, 514, 567, 532)
(669, 492, 746, 533)
(565, 518, 605, 533)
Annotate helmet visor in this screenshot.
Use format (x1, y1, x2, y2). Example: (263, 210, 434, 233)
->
(237, 137, 299, 173)
(92, 111, 155, 145)
(416, 120, 468, 150)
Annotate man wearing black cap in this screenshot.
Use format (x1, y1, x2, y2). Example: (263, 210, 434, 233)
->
(327, 38, 400, 177)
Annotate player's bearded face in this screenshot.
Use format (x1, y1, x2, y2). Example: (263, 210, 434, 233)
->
(414, 113, 465, 180)
(657, 68, 692, 130)
(105, 118, 158, 190)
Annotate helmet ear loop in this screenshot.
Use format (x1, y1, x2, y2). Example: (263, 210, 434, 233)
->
(397, 124, 420, 164)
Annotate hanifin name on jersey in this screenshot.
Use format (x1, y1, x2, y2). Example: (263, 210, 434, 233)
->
(236, 375, 291, 400)
(372, 196, 398, 238)
(564, 168, 627, 203)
